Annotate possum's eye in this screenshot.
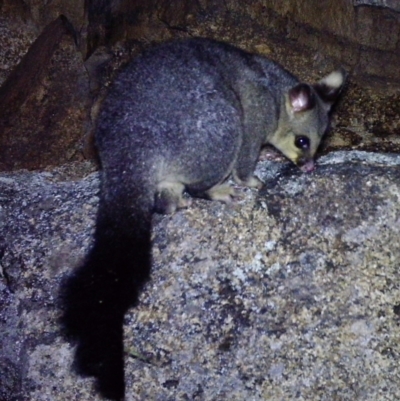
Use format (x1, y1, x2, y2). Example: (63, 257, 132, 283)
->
(295, 136, 310, 150)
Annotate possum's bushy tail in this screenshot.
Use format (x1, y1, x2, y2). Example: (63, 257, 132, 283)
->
(61, 195, 152, 400)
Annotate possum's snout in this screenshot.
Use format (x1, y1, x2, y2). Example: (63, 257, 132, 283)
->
(298, 159, 315, 173)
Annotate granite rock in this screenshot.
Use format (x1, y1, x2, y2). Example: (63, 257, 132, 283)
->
(1, 151, 400, 400)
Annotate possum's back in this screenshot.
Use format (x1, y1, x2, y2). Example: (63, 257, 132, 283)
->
(95, 39, 252, 177)
(97, 39, 247, 135)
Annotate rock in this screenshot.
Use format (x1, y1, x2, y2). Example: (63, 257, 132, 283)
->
(0, 16, 91, 171)
(0, 151, 399, 400)
(354, 0, 400, 12)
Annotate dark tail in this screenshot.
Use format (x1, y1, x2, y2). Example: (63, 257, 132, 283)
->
(61, 195, 152, 400)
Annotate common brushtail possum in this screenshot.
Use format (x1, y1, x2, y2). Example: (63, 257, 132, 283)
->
(62, 38, 346, 400)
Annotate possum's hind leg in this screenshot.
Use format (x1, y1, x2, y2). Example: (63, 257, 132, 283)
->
(232, 173, 263, 189)
(205, 182, 243, 203)
(154, 181, 191, 214)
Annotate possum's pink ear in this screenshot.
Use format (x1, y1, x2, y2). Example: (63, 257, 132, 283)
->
(314, 68, 347, 108)
(288, 83, 316, 113)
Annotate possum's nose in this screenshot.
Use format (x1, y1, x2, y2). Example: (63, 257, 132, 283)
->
(298, 159, 315, 173)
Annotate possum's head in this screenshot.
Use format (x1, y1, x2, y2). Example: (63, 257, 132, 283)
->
(268, 69, 346, 172)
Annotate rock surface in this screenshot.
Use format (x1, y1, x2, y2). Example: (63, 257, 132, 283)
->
(1, 150, 400, 400)
(0, 16, 91, 171)
(354, 0, 400, 12)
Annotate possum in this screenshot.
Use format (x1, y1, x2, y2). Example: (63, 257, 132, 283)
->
(62, 37, 346, 400)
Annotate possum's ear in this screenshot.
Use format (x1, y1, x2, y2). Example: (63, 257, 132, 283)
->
(314, 68, 347, 109)
(287, 83, 316, 114)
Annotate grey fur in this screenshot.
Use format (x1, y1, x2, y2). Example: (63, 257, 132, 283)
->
(97, 38, 345, 209)
(63, 37, 346, 400)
